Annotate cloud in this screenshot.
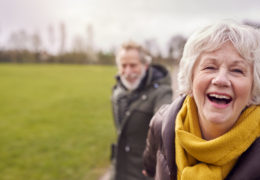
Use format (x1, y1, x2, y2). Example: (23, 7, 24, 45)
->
(0, 0, 260, 51)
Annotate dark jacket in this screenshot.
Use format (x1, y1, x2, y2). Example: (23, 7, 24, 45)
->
(111, 64, 172, 180)
(143, 96, 260, 180)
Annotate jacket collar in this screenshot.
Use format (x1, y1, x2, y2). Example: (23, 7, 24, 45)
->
(161, 96, 185, 178)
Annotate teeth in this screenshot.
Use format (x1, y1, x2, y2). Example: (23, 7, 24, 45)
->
(209, 94, 230, 99)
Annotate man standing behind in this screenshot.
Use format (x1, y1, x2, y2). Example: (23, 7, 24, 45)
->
(110, 41, 172, 180)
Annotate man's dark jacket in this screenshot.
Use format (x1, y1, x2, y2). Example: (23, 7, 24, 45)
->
(111, 64, 172, 180)
(143, 96, 260, 180)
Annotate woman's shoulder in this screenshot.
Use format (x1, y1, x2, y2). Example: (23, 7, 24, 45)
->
(149, 95, 186, 137)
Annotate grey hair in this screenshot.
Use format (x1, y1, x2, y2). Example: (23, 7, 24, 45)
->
(177, 20, 260, 104)
(116, 41, 152, 65)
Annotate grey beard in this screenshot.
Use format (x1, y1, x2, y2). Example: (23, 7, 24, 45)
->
(121, 67, 146, 91)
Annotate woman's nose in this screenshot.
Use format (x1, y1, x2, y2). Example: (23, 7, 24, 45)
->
(212, 70, 231, 87)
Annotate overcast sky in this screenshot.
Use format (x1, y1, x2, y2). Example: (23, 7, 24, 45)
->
(0, 0, 259, 53)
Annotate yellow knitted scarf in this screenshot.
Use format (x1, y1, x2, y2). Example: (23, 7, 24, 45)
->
(175, 96, 260, 180)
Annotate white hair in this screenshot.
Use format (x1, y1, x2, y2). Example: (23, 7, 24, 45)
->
(177, 20, 260, 104)
(115, 41, 152, 65)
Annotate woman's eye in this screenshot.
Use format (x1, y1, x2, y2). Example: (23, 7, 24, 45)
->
(204, 66, 215, 70)
(232, 69, 244, 74)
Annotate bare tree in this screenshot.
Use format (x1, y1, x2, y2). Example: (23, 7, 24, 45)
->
(167, 35, 186, 63)
(8, 30, 30, 50)
(0, 26, 1, 49)
(48, 24, 55, 48)
(86, 24, 94, 51)
(243, 19, 260, 29)
(59, 22, 66, 54)
(86, 24, 97, 61)
(144, 39, 161, 58)
(72, 34, 86, 53)
(31, 31, 42, 52)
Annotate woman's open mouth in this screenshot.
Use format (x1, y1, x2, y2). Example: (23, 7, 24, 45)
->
(207, 93, 232, 105)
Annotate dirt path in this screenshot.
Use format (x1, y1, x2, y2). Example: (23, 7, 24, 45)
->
(99, 171, 110, 180)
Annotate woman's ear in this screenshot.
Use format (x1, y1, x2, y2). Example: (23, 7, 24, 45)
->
(247, 98, 253, 106)
(188, 81, 193, 97)
(247, 93, 254, 106)
(188, 89, 193, 97)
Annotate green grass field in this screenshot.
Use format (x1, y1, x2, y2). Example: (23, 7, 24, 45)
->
(0, 64, 117, 180)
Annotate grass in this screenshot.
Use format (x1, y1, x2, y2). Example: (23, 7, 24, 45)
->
(0, 64, 117, 180)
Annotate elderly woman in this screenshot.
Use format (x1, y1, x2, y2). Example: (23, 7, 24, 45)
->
(143, 20, 260, 180)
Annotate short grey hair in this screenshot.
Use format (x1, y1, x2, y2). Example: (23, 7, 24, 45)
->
(116, 41, 152, 65)
(177, 20, 260, 104)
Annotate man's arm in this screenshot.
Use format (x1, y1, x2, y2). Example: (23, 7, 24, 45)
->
(154, 85, 173, 113)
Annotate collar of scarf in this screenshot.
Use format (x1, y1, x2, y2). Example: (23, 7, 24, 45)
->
(175, 96, 260, 180)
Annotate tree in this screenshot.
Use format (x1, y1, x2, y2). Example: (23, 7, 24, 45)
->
(48, 24, 55, 53)
(167, 35, 186, 63)
(243, 20, 260, 29)
(8, 30, 30, 50)
(48, 24, 55, 45)
(59, 22, 66, 54)
(72, 34, 86, 53)
(144, 39, 161, 58)
(0, 26, 2, 49)
(86, 24, 97, 62)
(31, 31, 42, 53)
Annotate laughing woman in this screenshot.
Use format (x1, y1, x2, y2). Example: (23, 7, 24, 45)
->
(143, 20, 260, 180)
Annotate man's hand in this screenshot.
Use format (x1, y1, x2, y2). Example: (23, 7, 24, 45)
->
(142, 170, 148, 176)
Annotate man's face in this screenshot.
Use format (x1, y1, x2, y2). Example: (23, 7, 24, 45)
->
(117, 49, 148, 90)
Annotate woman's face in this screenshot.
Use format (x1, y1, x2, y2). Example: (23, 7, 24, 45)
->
(192, 42, 253, 130)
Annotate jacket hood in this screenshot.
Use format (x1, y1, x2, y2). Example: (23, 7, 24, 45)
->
(144, 64, 171, 87)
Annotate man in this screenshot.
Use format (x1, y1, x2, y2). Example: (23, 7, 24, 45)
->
(110, 41, 172, 180)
